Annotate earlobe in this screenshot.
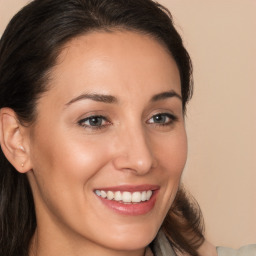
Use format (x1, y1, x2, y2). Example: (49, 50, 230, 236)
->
(0, 108, 31, 173)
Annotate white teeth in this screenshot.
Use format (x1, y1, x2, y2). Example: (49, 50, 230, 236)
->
(114, 191, 122, 201)
(122, 192, 132, 203)
(132, 192, 141, 203)
(95, 190, 153, 203)
(146, 190, 152, 200)
(107, 191, 114, 200)
(100, 190, 107, 198)
(141, 191, 147, 201)
(95, 190, 101, 196)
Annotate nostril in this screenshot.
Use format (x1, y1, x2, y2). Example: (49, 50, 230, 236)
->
(112, 152, 155, 174)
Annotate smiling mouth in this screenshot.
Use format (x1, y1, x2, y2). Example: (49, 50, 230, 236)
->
(94, 190, 153, 203)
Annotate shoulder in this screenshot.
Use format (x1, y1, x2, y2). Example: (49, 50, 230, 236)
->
(217, 244, 256, 256)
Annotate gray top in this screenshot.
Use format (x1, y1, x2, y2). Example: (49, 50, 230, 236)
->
(148, 230, 256, 256)
(217, 244, 256, 256)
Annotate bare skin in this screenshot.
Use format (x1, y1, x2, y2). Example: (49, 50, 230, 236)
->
(0, 31, 216, 256)
(27, 31, 186, 256)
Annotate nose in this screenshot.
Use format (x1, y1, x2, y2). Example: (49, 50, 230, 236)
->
(112, 126, 157, 175)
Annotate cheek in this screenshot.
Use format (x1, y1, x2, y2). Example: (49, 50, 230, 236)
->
(29, 126, 113, 207)
(28, 128, 116, 234)
(155, 129, 187, 179)
(31, 136, 112, 188)
(155, 129, 187, 206)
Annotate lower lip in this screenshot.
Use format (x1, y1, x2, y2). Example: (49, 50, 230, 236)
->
(96, 191, 158, 216)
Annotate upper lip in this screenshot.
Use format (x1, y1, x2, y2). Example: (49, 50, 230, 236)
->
(94, 184, 160, 192)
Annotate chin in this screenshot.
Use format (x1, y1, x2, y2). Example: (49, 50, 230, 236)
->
(100, 224, 158, 251)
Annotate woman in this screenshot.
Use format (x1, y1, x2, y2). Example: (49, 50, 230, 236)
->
(0, 0, 254, 256)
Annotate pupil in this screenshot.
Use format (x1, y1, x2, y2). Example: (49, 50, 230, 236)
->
(154, 115, 166, 123)
(89, 117, 102, 126)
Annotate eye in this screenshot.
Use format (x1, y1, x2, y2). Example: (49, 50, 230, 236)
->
(147, 113, 177, 126)
(78, 115, 110, 129)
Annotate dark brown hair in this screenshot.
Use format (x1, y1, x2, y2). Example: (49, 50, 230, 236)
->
(0, 0, 203, 255)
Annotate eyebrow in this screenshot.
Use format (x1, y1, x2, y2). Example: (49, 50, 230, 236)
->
(65, 93, 118, 106)
(65, 89, 182, 106)
(150, 90, 182, 102)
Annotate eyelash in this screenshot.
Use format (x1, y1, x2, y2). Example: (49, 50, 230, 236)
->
(78, 115, 111, 130)
(78, 113, 178, 130)
(147, 113, 178, 126)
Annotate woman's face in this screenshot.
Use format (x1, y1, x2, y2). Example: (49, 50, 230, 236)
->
(26, 31, 187, 255)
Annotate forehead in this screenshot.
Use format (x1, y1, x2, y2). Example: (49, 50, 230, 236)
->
(46, 30, 181, 104)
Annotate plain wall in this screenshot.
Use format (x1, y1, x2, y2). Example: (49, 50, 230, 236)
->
(1, 0, 255, 249)
(162, 0, 256, 248)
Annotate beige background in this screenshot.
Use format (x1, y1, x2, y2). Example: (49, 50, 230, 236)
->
(1, 0, 255, 249)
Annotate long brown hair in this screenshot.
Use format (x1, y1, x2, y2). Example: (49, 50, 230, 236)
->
(162, 186, 205, 255)
(0, 0, 203, 255)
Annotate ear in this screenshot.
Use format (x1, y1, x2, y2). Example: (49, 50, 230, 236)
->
(0, 108, 32, 173)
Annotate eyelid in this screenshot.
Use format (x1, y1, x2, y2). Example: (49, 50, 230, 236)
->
(76, 111, 109, 124)
(148, 112, 177, 120)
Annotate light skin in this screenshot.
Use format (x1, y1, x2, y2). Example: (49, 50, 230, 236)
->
(0, 31, 188, 256)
